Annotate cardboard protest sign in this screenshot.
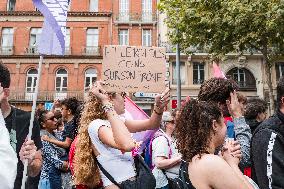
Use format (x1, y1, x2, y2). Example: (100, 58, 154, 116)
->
(102, 45, 167, 93)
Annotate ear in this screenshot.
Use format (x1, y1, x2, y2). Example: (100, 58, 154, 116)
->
(3, 88, 10, 97)
(212, 119, 219, 132)
(68, 109, 72, 115)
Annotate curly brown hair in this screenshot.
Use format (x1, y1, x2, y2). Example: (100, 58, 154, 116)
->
(244, 98, 267, 120)
(175, 100, 222, 162)
(198, 78, 238, 104)
(73, 93, 107, 187)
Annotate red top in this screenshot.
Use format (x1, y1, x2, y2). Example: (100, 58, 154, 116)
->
(69, 137, 103, 189)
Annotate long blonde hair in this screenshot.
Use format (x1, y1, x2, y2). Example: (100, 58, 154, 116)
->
(73, 93, 107, 187)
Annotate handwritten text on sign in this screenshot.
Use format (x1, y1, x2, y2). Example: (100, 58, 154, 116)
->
(102, 46, 167, 92)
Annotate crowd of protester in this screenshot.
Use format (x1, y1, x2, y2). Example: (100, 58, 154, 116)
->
(1, 61, 284, 189)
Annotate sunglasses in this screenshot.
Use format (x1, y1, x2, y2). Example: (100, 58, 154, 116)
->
(108, 92, 127, 98)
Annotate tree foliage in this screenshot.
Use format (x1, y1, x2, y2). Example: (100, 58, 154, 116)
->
(159, 0, 284, 111)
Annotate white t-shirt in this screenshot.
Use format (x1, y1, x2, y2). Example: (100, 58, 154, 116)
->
(88, 119, 136, 187)
(0, 110, 17, 189)
(152, 133, 180, 188)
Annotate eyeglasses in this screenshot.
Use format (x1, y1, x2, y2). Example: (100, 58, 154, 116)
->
(108, 92, 127, 98)
(46, 116, 57, 122)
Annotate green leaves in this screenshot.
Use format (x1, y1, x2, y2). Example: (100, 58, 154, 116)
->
(159, 0, 284, 62)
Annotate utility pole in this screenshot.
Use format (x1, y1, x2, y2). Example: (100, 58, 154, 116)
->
(176, 42, 181, 109)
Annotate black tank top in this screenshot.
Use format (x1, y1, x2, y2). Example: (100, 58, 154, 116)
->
(180, 161, 196, 189)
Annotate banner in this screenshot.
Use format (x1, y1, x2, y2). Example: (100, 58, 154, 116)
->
(102, 45, 167, 93)
(125, 96, 158, 152)
(33, 0, 70, 55)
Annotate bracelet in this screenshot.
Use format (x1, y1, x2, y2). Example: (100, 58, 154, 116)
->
(102, 103, 114, 113)
(154, 103, 161, 110)
(153, 109, 163, 115)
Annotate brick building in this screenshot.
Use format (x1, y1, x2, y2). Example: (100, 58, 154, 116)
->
(0, 0, 158, 111)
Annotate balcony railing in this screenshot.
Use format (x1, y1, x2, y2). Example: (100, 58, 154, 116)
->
(25, 46, 39, 55)
(160, 42, 176, 53)
(9, 91, 85, 102)
(114, 13, 157, 23)
(193, 79, 204, 85)
(0, 46, 14, 55)
(83, 46, 101, 56)
(236, 81, 256, 90)
(160, 42, 209, 54)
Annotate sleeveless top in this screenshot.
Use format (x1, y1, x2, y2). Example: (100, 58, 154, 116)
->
(88, 119, 136, 187)
(180, 161, 196, 189)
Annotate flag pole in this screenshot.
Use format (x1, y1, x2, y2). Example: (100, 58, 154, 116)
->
(21, 55, 44, 189)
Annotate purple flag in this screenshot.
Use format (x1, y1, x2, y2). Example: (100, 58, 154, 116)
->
(33, 0, 70, 55)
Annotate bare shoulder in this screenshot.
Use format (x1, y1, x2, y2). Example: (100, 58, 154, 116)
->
(195, 154, 228, 170)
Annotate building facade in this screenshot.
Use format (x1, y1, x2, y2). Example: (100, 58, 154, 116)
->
(0, 0, 158, 112)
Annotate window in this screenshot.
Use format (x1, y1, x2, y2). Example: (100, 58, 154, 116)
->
(142, 0, 152, 22)
(7, 0, 16, 11)
(84, 68, 97, 91)
(1, 28, 14, 47)
(276, 63, 284, 81)
(193, 62, 204, 85)
(26, 69, 38, 93)
(29, 28, 42, 47)
(86, 28, 99, 47)
(90, 0, 98, 12)
(233, 68, 245, 87)
(142, 29, 151, 46)
(227, 67, 256, 89)
(172, 62, 186, 85)
(119, 29, 129, 45)
(55, 69, 68, 92)
(119, 0, 129, 21)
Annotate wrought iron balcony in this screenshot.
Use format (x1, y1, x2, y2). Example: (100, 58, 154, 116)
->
(9, 91, 85, 102)
(114, 12, 157, 24)
(159, 42, 176, 53)
(193, 79, 204, 85)
(236, 81, 256, 90)
(0, 46, 14, 55)
(25, 46, 39, 55)
(83, 46, 101, 56)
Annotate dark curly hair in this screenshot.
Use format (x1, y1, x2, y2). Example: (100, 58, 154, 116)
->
(175, 100, 222, 161)
(198, 78, 238, 104)
(244, 98, 267, 120)
(61, 97, 80, 115)
(37, 110, 48, 129)
(0, 61, 11, 88)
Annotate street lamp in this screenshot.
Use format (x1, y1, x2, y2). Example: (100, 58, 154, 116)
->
(176, 36, 181, 109)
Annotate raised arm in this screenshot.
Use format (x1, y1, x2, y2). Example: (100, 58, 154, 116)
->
(226, 91, 252, 168)
(90, 82, 136, 152)
(125, 88, 170, 133)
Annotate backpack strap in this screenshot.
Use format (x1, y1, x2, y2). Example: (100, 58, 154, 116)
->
(95, 158, 121, 187)
(151, 131, 173, 169)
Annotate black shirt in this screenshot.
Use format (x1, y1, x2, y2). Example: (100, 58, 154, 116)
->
(62, 118, 77, 154)
(5, 107, 42, 189)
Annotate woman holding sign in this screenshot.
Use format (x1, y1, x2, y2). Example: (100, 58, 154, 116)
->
(74, 81, 169, 189)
